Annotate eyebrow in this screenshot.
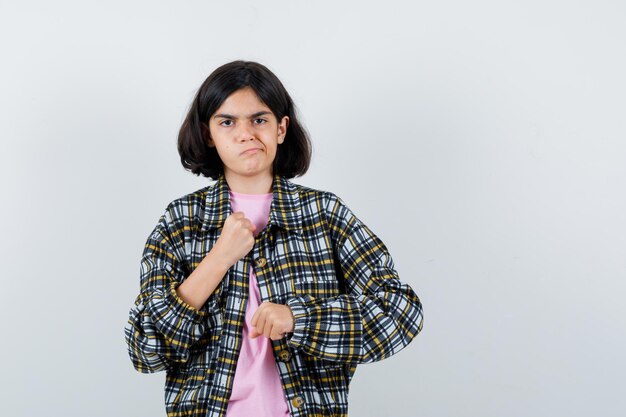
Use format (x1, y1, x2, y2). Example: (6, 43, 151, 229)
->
(212, 111, 273, 119)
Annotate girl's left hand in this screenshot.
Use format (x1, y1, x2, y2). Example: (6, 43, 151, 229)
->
(250, 302, 295, 340)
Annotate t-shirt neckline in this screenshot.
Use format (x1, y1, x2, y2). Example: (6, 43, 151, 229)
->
(229, 190, 273, 200)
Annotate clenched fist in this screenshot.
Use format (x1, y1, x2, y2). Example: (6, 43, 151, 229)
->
(250, 302, 295, 340)
(211, 211, 257, 270)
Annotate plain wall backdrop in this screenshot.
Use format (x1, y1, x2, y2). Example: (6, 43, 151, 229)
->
(1, 1, 624, 416)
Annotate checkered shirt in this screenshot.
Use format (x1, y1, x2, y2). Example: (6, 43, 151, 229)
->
(124, 172, 424, 417)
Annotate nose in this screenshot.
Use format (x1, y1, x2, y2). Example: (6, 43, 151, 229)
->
(235, 122, 256, 142)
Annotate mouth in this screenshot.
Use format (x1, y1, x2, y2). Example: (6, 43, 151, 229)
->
(241, 148, 262, 155)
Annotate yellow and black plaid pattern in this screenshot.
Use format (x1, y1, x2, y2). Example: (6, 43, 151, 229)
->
(124, 172, 423, 417)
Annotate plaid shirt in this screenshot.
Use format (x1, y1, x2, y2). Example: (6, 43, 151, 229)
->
(124, 173, 423, 417)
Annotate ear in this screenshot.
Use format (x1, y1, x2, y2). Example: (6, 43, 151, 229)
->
(277, 116, 289, 144)
(201, 123, 215, 147)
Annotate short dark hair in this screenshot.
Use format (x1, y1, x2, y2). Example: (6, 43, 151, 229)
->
(177, 60, 312, 180)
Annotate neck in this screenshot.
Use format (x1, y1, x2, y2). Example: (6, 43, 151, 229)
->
(224, 170, 273, 194)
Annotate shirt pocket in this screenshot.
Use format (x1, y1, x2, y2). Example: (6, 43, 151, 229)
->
(293, 279, 341, 298)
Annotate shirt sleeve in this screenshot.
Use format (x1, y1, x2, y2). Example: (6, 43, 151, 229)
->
(124, 204, 219, 373)
(285, 192, 424, 364)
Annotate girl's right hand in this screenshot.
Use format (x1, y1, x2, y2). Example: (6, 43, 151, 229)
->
(210, 211, 257, 270)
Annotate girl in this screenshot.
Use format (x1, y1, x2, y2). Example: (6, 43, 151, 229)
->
(124, 60, 423, 417)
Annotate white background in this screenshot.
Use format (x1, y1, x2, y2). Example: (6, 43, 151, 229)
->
(1, 1, 625, 416)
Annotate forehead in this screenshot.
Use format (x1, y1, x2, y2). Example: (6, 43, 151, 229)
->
(215, 87, 271, 113)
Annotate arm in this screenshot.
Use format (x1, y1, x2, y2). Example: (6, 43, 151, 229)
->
(285, 192, 424, 364)
(123, 205, 221, 373)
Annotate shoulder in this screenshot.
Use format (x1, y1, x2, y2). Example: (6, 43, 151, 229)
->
(287, 178, 357, 225)
(156, 184, 213, 230)
(166, 184, 212, 211)
(286, 178, 340, 207)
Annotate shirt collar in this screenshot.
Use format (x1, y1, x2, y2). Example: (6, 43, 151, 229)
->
(201, 172, 303, 235)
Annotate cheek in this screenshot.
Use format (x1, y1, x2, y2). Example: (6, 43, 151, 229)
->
(217, 145, 234, 158)
(267, 144, 279, 157)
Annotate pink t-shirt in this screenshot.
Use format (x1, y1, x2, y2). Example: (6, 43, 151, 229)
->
(225, 189, 291, 417)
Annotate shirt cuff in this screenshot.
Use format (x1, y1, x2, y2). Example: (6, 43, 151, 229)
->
(285, 295, 313, 348)
(167, 280, 211, 321)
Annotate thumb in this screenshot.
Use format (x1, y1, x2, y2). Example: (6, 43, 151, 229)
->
(249, 327, 261, 338)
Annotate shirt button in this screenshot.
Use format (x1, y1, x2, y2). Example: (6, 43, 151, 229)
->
(255, 257, 267, 267)
(291, 395, 304, 408)
(278, 349, 291, 362)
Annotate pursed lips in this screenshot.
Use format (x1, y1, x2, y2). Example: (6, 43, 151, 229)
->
(241, 147, 262, 155)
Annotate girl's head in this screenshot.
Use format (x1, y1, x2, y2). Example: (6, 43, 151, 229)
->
(178, 60, 312, 180)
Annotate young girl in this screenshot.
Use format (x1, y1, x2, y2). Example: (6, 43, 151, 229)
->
(124, 60, 423, 417)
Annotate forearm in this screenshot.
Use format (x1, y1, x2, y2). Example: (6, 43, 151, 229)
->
(125, 249, 230, 374)
(125, 207, 234, 373)
(175, 250, 230, 311)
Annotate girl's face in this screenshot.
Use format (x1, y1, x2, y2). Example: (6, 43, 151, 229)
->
(206, 87, 289, 180)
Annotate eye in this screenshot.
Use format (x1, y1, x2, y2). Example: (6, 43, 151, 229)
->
(254, 118, 267, 125)
(219, 120, 233, 127)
